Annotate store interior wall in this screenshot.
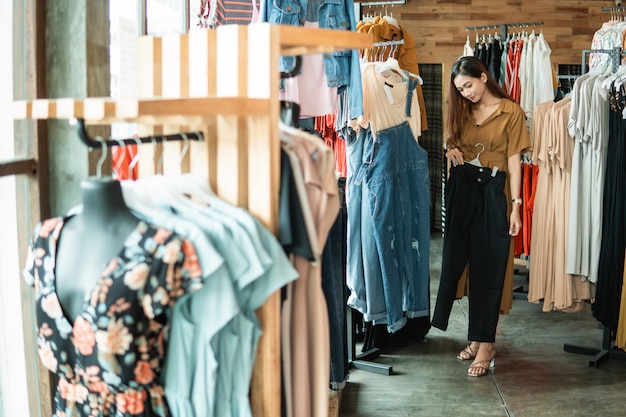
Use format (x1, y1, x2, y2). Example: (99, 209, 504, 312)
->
(365, 0, 611, 69)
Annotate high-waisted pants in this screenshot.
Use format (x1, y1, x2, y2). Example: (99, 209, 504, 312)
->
(431, 163, 510, 342)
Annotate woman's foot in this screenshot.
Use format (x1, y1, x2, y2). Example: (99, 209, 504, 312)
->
(456, 342, 480, 361)
(468, 343, 496, 377)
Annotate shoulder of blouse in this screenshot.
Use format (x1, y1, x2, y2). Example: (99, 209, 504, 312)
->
(499, 98, 524, 115)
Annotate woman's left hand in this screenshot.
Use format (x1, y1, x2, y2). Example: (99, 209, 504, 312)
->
(509, 210, 522, 236)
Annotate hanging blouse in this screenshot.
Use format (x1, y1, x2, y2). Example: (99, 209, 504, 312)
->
(23, 217, 203, 417)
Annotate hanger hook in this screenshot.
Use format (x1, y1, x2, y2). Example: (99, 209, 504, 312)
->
(158, 134, 169, 174)
(128, 136, 142, 176)
(113, 139, 127, 179)
(180, 132, 190, 164)
(475, 142, 485, 157)
(95, 136, 108, 177)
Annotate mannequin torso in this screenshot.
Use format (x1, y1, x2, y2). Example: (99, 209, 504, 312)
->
(55, 177, 140, 323)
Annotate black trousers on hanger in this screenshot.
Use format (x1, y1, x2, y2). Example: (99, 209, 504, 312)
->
(432, 163, 510, 342)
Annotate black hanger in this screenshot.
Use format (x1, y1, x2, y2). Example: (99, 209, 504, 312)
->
(280, 56, 303, 79)
(279, 55, 303, 128)
(280, 101, 301, 128)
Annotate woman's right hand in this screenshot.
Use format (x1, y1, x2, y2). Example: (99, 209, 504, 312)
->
(445, 147, 464, 166)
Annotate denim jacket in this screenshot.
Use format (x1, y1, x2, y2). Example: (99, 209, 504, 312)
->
(261, 0, 364, 118)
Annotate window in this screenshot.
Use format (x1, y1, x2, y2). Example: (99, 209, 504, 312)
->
(109, 0, 189, 143)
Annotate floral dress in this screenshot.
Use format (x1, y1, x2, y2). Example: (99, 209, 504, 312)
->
(23, 216, 203, 416)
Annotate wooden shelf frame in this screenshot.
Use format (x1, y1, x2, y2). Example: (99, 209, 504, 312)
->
(13, 23, 371, 417)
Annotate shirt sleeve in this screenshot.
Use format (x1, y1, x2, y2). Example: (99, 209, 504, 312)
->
(506, 103, 533, 157)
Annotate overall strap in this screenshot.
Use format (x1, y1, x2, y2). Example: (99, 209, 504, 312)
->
(404, 74, 418, 118)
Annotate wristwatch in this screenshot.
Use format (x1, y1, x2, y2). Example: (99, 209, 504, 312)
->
(511, 198, 522, 205)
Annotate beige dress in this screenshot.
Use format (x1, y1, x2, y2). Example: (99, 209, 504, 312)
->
(528, 98, 592, 312)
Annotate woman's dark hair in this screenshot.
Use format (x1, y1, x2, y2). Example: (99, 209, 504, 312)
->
(446, 56, 513, 148)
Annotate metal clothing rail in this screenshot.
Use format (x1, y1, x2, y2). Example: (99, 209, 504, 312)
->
(372, 39, 404, 47)
(74, 118, 204, 149)
(464, 22, 543, 31)
(357, 0, 405, 6)
(466, 22, 544, 43)
(580, 48, 621, 75)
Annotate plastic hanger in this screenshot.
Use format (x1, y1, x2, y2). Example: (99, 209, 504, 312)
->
(113, 138, 127, 180)
(468, 143, 485, 167)
(376, 52, 422, 84)
(94, 136, 108, 177)
(128, 136, 143, 175)
(376, 57, 408, 81)
(384, 10, 399, 29)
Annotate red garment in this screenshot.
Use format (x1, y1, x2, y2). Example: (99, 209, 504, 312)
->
(514, 157, 525, 257)
(509, 40, 523, 103)
(314, 114, 347, 177)
(523, 163, 539, 257)
(111, 145, 139, 181)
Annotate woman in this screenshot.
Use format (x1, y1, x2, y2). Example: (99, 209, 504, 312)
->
(431, 56, 531, 377)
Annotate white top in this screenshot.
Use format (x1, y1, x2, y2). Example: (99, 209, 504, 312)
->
(358, 62, 421, 139)
(532, 33, 555, 109)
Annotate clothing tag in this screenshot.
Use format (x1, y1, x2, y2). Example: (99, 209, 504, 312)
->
(383, 84, 395, 104)
(491, 166, 499, 177)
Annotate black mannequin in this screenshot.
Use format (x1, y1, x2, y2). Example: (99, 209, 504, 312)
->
(55, 177, 140, 323)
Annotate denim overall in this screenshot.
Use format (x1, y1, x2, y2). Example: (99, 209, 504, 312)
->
(346, 76, 431, 332)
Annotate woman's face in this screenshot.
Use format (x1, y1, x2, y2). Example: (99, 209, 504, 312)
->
(453, 73, 487, 103)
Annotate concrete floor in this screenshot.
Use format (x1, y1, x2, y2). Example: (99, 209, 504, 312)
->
(339, 234, 626, 417)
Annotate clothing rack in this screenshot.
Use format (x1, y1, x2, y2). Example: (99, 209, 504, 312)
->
(564, 326, 626, 367)
(13, 24, 372, 417)
(602, 6, 626, 12)
(561, 47, 626, 367)
(580, 47, 622, 75)
(346, 309, 393, 375)
(466, 22, 544, 44)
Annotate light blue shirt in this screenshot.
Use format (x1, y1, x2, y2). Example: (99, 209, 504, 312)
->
(122, 178, 298, 417)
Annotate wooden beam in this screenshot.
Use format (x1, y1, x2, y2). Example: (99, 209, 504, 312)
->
(0, 158, 37, 177)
